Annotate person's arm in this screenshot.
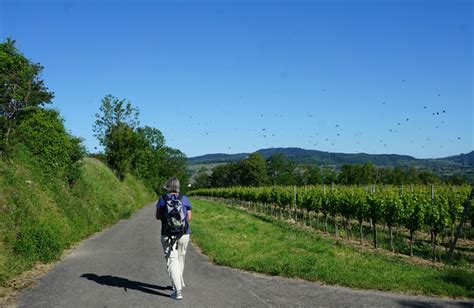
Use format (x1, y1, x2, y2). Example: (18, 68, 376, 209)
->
(155, 197, 163, 220)
(183, 195, 192, 221)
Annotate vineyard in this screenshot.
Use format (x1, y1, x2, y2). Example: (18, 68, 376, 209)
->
(189, 185, 474, 266)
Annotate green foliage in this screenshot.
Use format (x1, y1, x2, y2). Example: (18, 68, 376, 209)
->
(0, 38, 54, 147)
(239, 153, 269, 186)
(12, 108, 85, 185)
(338, 162, 377, 184)
(193, 167, 211, 189)
(156, 146, 188, 192)
(14, 220, 65, 262)
(190, 198, 474, 298)
(267, 154, 297, 185)
(210, 163, 240, 187)
(190, 184, 472, 261)
(93, 94, 139, 146)
(299, 165, 323, 185)
(104, 123, 138, 180)
(94, 95, 188, 192)
(0, 152, 155, 287)
(207, 154, 269, 187)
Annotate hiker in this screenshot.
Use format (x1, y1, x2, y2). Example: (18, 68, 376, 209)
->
(155, 177, 192, 300)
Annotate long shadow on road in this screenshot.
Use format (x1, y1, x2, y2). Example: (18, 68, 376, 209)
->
(81, 273, 172, 297)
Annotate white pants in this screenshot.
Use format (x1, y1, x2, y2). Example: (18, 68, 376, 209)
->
(160, 234, 190, 291)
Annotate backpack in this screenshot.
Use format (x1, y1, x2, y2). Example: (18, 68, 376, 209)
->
(161, 194, 186, 250)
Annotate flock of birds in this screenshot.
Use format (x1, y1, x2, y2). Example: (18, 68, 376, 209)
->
(174, 82, 464, 155)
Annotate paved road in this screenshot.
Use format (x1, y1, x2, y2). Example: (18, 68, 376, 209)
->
(18, 202, 473, 307)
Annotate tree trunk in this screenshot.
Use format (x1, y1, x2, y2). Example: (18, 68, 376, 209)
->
(410, 230, 414, 257)
(359, 219, 363, 245)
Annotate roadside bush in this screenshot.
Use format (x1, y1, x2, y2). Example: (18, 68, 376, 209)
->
(12, 108, 85, 185)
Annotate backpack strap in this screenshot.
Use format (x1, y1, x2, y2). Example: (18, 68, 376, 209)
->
(162, 193, 182, 202)
(161, 194, 170, 202)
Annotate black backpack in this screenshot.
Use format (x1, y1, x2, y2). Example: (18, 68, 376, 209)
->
(161, 194, 186, 250)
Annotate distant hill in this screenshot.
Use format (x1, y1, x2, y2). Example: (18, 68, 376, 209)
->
(188, 147, 474, 182)
(188, 152, 249, 164)
(441, 151, 474, 167)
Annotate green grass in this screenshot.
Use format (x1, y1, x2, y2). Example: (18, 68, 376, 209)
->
(189, 198, 474, 298)
(0, 150, 155, 289)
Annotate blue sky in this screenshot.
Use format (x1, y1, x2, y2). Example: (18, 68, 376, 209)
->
(1, 0, 472, 158)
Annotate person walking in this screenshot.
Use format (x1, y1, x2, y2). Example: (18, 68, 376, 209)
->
(155, 177, 192, 300)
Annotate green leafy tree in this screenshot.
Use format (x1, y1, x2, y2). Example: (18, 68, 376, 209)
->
(210, 163, 241, 187)
(321, 165, 337, 184)
(157, 146, 189, 192)
(104, 123, 139, 180)
(137, 126, 165, 150)
(418, 170, 441, 184)
(0, 38, 54, 147)
(300, 165, 322, 185)
(239, 153, 269, 186)
(93, 95, 139, 146)
(193, 167, 211, 189)
(266, 153, 297, 185)
(131, 126, 166, 189)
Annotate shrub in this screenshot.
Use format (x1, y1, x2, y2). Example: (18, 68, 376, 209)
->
(12, 108, 85, 185)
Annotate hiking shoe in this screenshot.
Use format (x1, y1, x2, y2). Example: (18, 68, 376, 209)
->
(171, 290, 183, 300)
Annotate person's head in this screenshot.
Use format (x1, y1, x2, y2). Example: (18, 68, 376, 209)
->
(164, 177, 180, 193)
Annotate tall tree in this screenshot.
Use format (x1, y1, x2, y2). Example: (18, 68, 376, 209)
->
(266, 153, 296, 185)
(193, 167, 211, 189)
(93, 95, 139, 146)
(239, 153, 269, 186)
(0, 38, 54, 146)
(104, 123, 139, 180)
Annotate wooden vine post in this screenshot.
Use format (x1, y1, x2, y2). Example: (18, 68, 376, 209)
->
(447, 187, 474, 263)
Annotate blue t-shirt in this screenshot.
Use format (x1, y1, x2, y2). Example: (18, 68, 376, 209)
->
(156, 193, 192, 235)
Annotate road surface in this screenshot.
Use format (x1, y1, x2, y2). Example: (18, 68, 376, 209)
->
(17, 202, 473, 307)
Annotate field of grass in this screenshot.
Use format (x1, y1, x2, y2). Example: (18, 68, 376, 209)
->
(0, 150, 155, 291)
(189, 198, 474, 298)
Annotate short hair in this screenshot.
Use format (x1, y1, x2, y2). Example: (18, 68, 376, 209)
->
(164, 177, 180, 193)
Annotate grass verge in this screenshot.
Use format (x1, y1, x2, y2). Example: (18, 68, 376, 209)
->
(0, 151, 155, 297)
(189, 198, 474, 299)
